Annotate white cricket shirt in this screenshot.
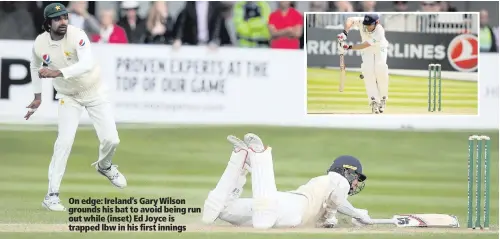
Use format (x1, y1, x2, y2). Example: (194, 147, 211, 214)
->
(30, 25, 101, 98)
(289, 172, 351, 226)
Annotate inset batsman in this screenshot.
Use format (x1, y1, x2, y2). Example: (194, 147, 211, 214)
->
(337, 14, 390, 114)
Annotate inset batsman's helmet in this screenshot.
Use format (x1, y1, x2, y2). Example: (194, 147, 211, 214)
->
(327, 155, 366, 196)
(42, 3, 69, 32)
(362, 14, 379, 25)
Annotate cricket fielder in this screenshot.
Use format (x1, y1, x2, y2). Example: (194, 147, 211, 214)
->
(337, 14, 389, 114)
(201, 133, 373, 228)
(25, 3, 127, 211)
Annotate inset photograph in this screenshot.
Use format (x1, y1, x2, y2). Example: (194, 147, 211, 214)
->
(306, 12, 479, 114)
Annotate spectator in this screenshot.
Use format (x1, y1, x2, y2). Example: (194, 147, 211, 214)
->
(494, 27, 499, 49)
(117, 1, 147, 44)
(0, 2, 36, 40)
(91, 9, 128, 44)
(233, 1, 271, 48)
(27, 1, 46, 35)
(220, 1, 234, 19)
(393, 1, 408, 12)
(332, 1, 354, 12)
(145, 1, 175, 44)
(309, 1, 328, 12)
(268, 1, 302, 50)
(357, 1, 376, 12)
(173, 1, 232, 49)
(67, 1, 100, 37)
(479, 10, 498, 52)
(439, 1, 457, 12)
(221, 2, 238, 44)
(420, 1, 441, 12)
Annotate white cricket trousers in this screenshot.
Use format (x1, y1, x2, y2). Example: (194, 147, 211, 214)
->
(48, 93, 120, 194)
(360, 49, 389, 103)
(219, 191, 309, 228)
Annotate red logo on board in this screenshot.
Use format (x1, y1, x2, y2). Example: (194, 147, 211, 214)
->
(447, 34, 478, 72)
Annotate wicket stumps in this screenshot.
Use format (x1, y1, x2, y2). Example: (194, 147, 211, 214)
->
(428, 64, 442, 112)
(467, 135, 491, 229)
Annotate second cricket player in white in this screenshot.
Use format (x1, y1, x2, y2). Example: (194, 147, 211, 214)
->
(25, 3, 127, 212)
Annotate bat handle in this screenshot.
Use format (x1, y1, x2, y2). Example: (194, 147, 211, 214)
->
(371, 218, 396, 225)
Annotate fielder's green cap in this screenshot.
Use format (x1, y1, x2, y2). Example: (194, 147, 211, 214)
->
(43, 3, 68, 19)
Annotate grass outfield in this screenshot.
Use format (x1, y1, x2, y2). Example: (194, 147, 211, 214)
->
(0, 125, 497, 238)
(307, 68, 478, 114)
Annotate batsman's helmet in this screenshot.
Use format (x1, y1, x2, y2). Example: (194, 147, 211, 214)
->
(362, 14, 379, 25)
(327, 155, 366, 196)
(42, 3, 69, 32)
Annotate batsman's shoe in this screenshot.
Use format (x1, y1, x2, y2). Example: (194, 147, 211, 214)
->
(229, 135, 252, 171)
(370, 101, 380, 114)
(379, 97, 386, 113)
(244, 133, 265, 153)
(95, 164, 127, 189)
(42, 193, 66, 211)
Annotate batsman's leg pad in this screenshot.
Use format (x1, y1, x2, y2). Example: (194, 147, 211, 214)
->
(361, 62, 380, 103)
(202, 149, 249, 224)
(375, 63, 389, 100)
(228, 169, 249, 203)
(249, 147, 278, 229)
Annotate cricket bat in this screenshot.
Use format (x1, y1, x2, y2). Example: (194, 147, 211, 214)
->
(339, 54, 346, 92)
(370, 214, 460, 228)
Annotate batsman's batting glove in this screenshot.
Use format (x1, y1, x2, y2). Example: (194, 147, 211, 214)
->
(353, 210, 373, 225)
(322, 216, 339, 228)
(342, 43, 352, 50)
(337, 30, 348, 42)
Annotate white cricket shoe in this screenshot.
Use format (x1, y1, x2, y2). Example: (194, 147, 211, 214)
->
(95, 164, 127, 189)
(379, 97, 386, 113)
(244, 133, 265, 153)
(370, 101, 380, 114)
(42, 193, 66, 211)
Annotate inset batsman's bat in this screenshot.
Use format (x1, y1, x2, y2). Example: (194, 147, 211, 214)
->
(370, 214, 460, 228)
(339, 53, 346, 92)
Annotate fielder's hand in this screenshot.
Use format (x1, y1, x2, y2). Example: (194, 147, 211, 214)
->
(39, 68, 62, 78)
(24, 94, 41, 120)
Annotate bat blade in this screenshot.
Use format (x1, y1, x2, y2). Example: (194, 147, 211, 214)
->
(339, 54, 346, 92)
(372, 214, 460, 228)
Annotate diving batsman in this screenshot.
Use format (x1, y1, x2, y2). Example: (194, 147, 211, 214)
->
(201, 133, 373, 228)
